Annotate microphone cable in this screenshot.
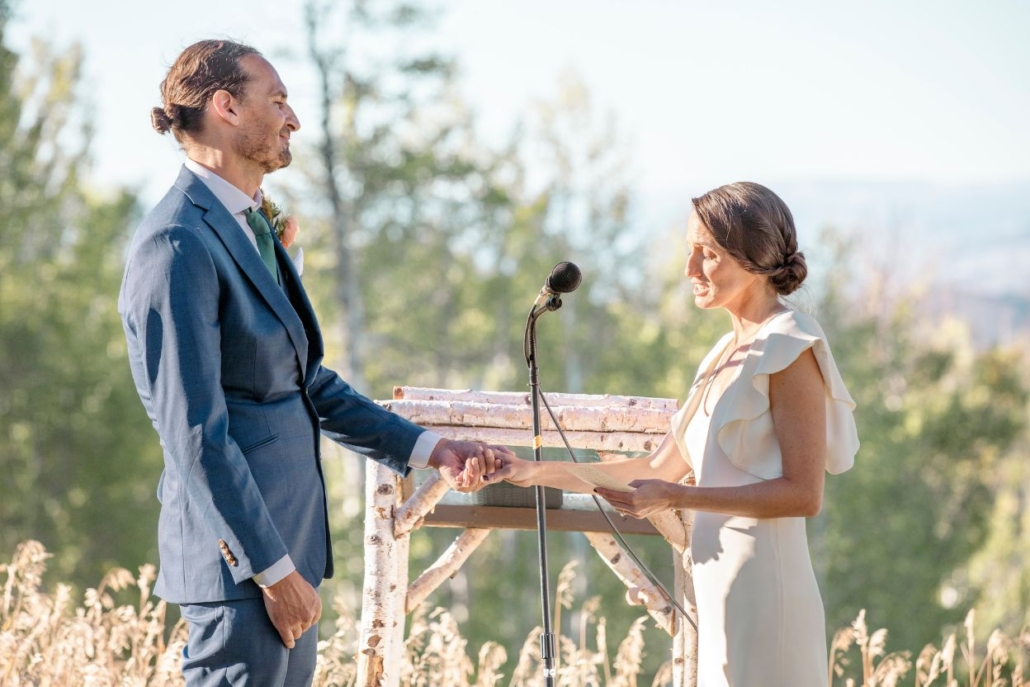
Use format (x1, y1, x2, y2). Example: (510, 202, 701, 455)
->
(536, 388, 698, 632)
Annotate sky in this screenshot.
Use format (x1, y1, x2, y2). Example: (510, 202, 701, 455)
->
(7, 0, 1030, 288)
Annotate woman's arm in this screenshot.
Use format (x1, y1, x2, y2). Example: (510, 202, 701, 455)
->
(488, 432, 691, 493)
(600, 348, 827, 519)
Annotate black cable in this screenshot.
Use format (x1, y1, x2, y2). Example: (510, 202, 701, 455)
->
(537, 389, 698, 632)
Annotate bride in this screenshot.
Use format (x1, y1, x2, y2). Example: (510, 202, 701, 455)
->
(489, 181, 859, 686)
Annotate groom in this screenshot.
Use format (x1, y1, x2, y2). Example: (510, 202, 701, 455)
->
(119, 39, 506, 686)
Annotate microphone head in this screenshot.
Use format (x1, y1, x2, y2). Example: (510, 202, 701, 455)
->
(546, 261, 582, 294)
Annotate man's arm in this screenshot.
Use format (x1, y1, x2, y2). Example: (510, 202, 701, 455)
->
(121, 227, 289, 579)
(306, 367, 510, 489)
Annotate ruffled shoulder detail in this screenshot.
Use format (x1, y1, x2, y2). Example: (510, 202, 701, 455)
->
(714, 310, 859, 479)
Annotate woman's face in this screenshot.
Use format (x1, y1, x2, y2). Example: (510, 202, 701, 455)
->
(684, 210, 762, 312)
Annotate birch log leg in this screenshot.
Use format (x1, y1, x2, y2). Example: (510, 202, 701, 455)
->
(672, 509, 698, 687)
(358, 463, 408, 687)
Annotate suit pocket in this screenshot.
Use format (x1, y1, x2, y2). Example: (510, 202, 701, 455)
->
(239, 433, 279, 454)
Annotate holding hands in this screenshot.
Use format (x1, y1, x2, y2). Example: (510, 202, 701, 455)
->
(429, 439, 515, 492)
(486, 450, 686, 519)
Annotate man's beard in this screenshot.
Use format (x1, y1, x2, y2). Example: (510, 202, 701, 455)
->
(237, 128, 292, 174)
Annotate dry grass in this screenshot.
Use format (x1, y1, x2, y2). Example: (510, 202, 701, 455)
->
(0, 540, 186, 686)
(828, 608, 1030, 687)
(3, 542, 1028, 686)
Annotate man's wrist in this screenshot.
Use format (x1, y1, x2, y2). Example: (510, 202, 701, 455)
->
(409, 431, 444, 470)
(253, 555, 296, 588)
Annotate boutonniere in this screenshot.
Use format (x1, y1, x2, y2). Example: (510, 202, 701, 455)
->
(260, 192, 300, 248)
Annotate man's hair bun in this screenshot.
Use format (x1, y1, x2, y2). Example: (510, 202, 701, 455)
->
(151, 106, 173, 134)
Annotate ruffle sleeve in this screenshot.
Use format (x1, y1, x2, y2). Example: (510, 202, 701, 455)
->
(714, 311, 859, 480)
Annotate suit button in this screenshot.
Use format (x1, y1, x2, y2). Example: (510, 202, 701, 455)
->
(218, 538, 239, 567)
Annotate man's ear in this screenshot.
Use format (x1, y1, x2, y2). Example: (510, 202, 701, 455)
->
(210, 89, 239, 125)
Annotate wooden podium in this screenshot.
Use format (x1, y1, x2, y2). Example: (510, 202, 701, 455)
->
(356, 387, 699, 687)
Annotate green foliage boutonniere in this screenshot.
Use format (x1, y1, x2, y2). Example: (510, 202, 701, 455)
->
(260, 192, 300, 249)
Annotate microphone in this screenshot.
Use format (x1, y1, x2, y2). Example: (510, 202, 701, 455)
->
(534, 261, 582, 308)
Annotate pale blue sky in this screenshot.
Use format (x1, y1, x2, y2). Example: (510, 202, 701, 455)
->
(9, 0, 1030, 210)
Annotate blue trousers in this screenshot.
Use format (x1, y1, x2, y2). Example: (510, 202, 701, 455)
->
(180, 597, 318, 687)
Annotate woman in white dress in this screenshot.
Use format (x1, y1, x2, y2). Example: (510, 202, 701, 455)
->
(490, 182, 859, 687)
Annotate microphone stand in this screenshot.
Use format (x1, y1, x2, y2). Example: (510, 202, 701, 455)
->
(523, 294, 563, 687)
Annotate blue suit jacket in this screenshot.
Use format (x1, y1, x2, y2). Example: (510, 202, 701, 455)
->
(118, 166, 424, 604)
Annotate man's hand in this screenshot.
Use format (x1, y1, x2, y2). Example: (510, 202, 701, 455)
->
(261, 570, 322, 649)
(429, 440, 514, 492)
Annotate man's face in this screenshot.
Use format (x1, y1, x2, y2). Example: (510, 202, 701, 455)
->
(233, 55, 300, 174)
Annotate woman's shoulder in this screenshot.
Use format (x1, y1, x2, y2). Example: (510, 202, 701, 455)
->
(743, 309, 831, 378)
(762, 309, 828, 344)
(719, 308, 859, 477)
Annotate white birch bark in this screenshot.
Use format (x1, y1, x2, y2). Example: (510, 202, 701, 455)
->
(392, 386, 679, 412)
(405, 528, 491, 613)
(381, 399, 672, 433)
(357, 463, 408, 687)
(393, 472, 450, 538)
(583, 532, 675, 636)
(672, 507, 699, 687)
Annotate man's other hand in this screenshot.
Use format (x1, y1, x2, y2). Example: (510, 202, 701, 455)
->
(261, 570, 322, 648)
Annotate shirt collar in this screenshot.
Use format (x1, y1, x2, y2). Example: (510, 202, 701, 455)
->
(184, 159, 262, 215)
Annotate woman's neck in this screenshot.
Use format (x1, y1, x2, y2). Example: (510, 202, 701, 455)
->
(728, 297, 786, 343)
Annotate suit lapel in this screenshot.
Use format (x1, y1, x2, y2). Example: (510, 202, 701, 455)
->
(275, 240, 324, 383)
(173, 167, 310, 382)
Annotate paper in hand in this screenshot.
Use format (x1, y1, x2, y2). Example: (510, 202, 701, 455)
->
(566, 463, 634, 492)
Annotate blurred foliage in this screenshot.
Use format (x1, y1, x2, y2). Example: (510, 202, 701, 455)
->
(1, 0, 1029, 683)
(814, 230, 1029, 652)
(0, 5, 158, 587)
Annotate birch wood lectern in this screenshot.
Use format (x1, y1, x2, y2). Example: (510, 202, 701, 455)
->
(357, 387, 699, 687)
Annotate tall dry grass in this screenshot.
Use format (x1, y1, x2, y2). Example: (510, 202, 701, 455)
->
(0, 540, 186, 686)
(828, 608, 1030, 687)
(3, 541, 1028, 686)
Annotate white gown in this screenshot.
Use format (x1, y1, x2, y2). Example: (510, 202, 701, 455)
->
(669, 310, 859, 687)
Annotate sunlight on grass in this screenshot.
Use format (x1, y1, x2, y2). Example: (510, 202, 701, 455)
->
(2, 542, 1027, 686)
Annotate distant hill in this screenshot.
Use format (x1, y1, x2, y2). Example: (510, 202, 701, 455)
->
(638, 179, 1030, 347)
(778, 180, 1030, 347)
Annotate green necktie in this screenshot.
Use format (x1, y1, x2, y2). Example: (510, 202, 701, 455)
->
(245, 208, 279, 281)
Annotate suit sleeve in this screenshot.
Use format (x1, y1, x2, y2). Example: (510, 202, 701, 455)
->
(306, 366, 426, 476)
(121, 226, 288, 583)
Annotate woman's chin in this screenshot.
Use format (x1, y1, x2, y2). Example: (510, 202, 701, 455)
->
(693, 293, 714, 308)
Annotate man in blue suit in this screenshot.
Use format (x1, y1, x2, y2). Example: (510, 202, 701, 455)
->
(119, 39, 507, 686)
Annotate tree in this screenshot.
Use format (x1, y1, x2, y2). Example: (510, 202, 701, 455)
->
(812, 230, 1028, 652)
(0, 8, 156, 587)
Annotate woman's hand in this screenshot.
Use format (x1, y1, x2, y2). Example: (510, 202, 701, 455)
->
(596, 479, 684, 519)
(485, 451, 536, 488)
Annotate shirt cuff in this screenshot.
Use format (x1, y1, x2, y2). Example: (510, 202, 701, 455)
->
(409, 431, 444, 469)
(252, 555, 295, 588)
